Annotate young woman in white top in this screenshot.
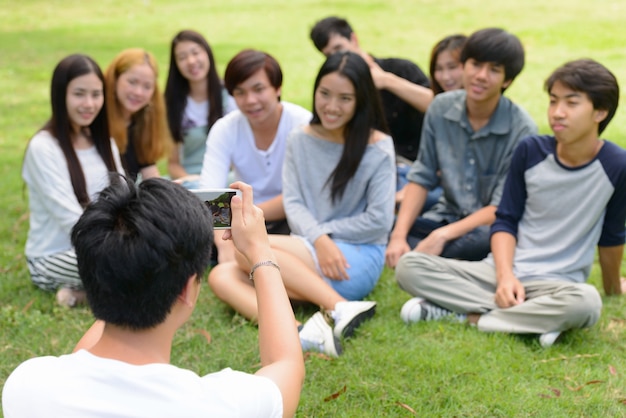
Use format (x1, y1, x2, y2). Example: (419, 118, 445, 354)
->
(22, 54, 124, 307)
(209, 51, 396, 356)
(164, 30, 237, 188)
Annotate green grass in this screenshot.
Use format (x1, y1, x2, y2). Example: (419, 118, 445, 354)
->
(2, 0, 626, 416)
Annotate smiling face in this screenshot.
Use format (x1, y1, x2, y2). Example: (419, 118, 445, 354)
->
(434, 49, 464, 92)
(548, 80, 606, 147)
(232, 68, 281, 126)
(174, 40, 210, 83)
(314, 71, 356, 137)
(115, 62, 156, 118)
(66, 72, 104, 133)
(463, 58, 510, 106)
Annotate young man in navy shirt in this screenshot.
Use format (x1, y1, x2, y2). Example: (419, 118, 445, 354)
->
(396, 58, 626, 347)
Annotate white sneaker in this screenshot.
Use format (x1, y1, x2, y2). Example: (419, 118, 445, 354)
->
(400, 297, 466, 324)
(299, 312, 342, 357)
(539, 331, 562, 348)
(331, 300, 377, 339)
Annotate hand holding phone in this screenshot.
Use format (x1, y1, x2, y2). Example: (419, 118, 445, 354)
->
(223, 182, 273, 265)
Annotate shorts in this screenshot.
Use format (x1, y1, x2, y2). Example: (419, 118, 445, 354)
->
(294, 235, 384, 300)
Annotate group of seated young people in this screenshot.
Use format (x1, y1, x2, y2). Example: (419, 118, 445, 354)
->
(22, 46, 172, 308)
(7, 13, 626, 416)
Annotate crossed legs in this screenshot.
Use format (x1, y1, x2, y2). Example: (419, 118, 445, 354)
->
(396, 251, 602, 334)
(209, 235, 345, 321)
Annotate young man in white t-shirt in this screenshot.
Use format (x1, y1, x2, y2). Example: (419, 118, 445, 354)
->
(199, 49, 311, 264)
(2, 177, 304, 417)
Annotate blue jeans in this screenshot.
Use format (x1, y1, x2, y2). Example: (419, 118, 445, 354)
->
(396, 163, 411, 191)
(407, 218, 491, 261)
(397, 164, 442, 213)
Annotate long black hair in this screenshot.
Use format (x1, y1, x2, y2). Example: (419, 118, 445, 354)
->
(310, 51, 388, 203)
(40, 54, 116, 207)
(165, 30, 224, 143)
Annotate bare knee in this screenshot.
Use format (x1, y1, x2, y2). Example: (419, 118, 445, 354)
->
(208, 262, 240, 301)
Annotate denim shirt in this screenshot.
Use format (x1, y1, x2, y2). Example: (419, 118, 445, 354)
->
(407, 89, 537, 223)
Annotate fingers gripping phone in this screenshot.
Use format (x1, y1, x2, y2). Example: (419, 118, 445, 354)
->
(191, 188, 241, 229)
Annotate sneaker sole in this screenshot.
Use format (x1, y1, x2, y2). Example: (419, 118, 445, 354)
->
(335, 304, 376, 339)
(332, 335, 344, 356)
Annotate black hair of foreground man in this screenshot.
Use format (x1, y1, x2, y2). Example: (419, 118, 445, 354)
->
(73, 174, 213, 329)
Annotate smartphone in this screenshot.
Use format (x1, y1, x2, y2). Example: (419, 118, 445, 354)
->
(191, 188, 241, 229)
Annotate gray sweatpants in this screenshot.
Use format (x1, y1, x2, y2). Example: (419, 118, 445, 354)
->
(396, 252, 602, 334)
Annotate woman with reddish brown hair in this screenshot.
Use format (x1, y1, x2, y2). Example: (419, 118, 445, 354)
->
(105, 48, 171, 181)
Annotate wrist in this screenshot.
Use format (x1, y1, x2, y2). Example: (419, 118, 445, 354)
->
(244, 246, 276, 267)
(314, 234, 331, 246)
(432, 225, 449, 240)
(378, 71, 392, 89)
(249, 260, 280, 281)
(249, 253, 277, 267)
(495, 270, 515, 284)
(390, 232, 407, 241)
(437, 224, 458, 241)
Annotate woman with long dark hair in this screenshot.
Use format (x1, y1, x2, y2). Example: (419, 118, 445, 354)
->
(164, 30, 237, 186)
(23, 54, 124, 307)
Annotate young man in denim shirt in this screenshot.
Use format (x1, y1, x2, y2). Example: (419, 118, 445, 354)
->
(396, 59, 626, 347)
(386, 28, 537, 267)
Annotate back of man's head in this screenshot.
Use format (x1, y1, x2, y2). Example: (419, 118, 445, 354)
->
(71, 175, 213, 330)
(310, 16, 354, 52)
(545, 59, 619, 134)
(461, 28, 525, 86)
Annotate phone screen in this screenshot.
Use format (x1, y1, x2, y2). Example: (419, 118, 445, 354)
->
(190, 189, 238, 229)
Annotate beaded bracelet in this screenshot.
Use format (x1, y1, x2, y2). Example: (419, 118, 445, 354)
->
(249, 260, 280, 281)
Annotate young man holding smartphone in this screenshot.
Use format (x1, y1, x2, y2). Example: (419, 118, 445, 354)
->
(3, 178, 304, 416)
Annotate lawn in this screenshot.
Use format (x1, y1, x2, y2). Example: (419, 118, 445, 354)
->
(1, 0, 626, 416)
